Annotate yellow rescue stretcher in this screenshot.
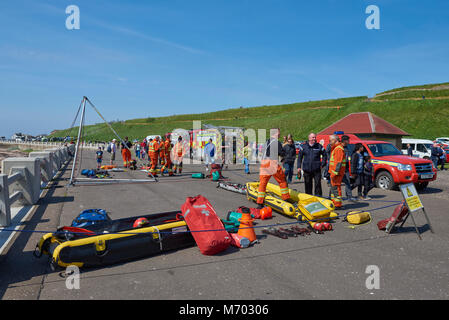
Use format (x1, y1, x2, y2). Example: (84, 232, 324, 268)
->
(246, 182, 338, 225)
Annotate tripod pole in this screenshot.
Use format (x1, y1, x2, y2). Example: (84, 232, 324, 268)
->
(69, 97, 87, 185)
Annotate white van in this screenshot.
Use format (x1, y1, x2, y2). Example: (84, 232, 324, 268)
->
(401, 138, 434, 159)
(435, 137, 449, 146)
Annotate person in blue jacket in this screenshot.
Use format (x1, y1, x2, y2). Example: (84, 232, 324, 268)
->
(204, 138, 216, 172)
(431, 143, 442, 170)
(297, 133, 327, 196)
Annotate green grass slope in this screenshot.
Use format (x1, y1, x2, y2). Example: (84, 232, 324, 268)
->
(51, 84, 449, 142)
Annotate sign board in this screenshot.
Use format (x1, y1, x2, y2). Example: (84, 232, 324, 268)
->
(399, 183, 424, 212)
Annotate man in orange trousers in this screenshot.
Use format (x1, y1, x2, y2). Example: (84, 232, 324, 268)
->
(257, 128, 290, 209)
(161, 135, 174, 176)
(328, 135, 347, 209)
(149, 136, 161, 177)
(121, 137, 132, 168)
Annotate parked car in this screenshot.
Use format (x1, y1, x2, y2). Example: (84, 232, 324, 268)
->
(317, 133, 437, 190)
(435, 137, 449, 147)
(401, 138, 434, 160)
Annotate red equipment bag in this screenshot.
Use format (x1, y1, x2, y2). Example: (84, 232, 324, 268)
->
(377, 201, 409, 230)
(181, 195, 231, 255)
(208, 163, 224, 180)
(236, 206, 261, 219)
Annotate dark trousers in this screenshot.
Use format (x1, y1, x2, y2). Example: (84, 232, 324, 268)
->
(283, 161, 294, 183)
(363, 174, 374, 197)
(352, 173, 364, 196)
(303, 170, 322, 197)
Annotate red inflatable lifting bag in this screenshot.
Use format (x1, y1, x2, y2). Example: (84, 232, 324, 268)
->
(181, 195, 231, 255)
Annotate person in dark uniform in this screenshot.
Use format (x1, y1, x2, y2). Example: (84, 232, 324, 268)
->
(407, 144, 413, 157)
(297, 133, 327, 196)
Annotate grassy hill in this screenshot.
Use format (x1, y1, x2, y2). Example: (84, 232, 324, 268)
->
(50, 83, 449, 142)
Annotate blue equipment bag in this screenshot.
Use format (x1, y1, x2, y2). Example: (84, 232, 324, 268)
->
(71, 209, 111, 228)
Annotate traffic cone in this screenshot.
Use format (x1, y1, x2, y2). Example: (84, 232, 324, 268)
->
(238, 208, 257, 242)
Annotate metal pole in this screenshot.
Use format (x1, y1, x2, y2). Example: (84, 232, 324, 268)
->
(69, 97, 87, 185)
(84, 97, 157, 181)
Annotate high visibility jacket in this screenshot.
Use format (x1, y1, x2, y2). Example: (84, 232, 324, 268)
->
(329, 142, 346, 176)
(164, 140, 172, 157)
(159, 141, 165, 155)
(149, 140, 160, 156)
(173, 142, 185, 157)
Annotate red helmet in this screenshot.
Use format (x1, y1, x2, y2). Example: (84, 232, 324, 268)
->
(260, 207, 273, 220)
(133, 217, 149, 228)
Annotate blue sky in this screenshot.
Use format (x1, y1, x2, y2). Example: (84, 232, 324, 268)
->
(1, 0, 448, 138)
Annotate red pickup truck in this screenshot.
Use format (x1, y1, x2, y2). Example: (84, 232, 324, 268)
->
(316, 134, 437, 190)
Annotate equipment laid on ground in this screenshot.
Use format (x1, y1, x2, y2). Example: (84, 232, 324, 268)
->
(192, 173, 205, 179)
(216, 181, 247, 194)
(181, 195, 231, 255)
(377, 201, 408, 231)
(262, 227, 288, 239)
(71, 209, 111, 228)
(35, 210, 195, 269)
(344, 211, 371, 225)
(230, 233, 250, 248)
(207, 164, 225, 181)
(246, 182, 336, 226)
(101, 165, 117, 170)
(237, 207, 257, 242)
(81, 169, 110, 179)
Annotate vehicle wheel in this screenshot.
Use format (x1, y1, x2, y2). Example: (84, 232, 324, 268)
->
(423, 156, 430, 160)
(415, 182, 429, 190)
(375, 171, 395, 190)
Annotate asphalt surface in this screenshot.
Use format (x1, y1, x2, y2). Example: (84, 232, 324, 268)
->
(1, 152, 448, 300)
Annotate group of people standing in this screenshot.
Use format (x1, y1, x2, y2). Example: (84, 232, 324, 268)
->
(254, 129, 374, 210)
(104, 135, 188, 176)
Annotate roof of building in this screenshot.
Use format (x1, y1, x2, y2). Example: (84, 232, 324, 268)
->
(318, 112, 410, 136)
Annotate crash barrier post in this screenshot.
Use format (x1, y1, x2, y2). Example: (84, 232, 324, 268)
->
(0, 158, 41, 226)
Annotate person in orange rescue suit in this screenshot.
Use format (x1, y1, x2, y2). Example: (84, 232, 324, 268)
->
(148, 136, 161, 177)
(328, 134, 347, 209)
(159, 136, 166, 166)
(172, 136, 186, 174)
(161, 135, 174, 176)
(120, 136, 133, 168)
(256, 128, 290, 209)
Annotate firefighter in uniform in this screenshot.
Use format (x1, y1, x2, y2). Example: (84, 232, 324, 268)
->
(148, 136, 161, 177)
(159, 137, 166, 166)
(328, 134, 346, 209)
(121, 137, 132, 168)
(256, 128, 290, 209)
(161, 135, 174, 176)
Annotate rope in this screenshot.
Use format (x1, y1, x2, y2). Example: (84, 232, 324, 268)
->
(0, 201, 401, 237)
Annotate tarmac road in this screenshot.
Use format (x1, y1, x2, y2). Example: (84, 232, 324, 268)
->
(1, 152, 448, 300)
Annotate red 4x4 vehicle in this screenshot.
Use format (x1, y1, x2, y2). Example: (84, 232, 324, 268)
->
(316, 134, 437, 190)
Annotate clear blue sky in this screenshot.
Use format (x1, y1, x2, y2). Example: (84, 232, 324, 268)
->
(1, 0, 448, 138)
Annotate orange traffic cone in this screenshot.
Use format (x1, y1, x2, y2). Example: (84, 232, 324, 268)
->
(238, 208, 257, 242)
